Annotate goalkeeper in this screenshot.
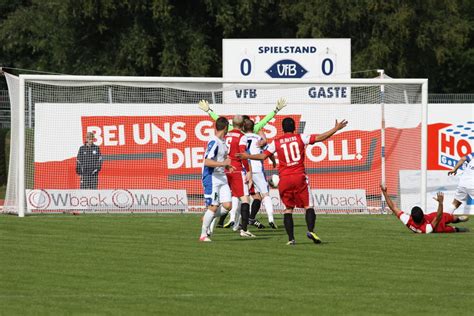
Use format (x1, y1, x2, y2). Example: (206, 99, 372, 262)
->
(198, 98, 287, 228)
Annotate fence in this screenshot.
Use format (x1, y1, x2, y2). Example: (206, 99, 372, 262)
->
(0, 90, 472, 129)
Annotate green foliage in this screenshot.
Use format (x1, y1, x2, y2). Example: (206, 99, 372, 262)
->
(0, 0, 473, 92)
(0, 214, 473, 314)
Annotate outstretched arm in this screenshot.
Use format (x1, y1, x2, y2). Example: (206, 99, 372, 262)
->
(237, 152, 269, 161)
(430, 192, 444, 230)
(380, 184, 402, 217)
(448, 156, 467, 176)
(199, 100, 234, 131)
(310, 119, 348, 144)
(254, 98, 287, 132)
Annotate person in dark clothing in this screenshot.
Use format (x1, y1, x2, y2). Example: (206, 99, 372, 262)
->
(76, 132, 103, 189)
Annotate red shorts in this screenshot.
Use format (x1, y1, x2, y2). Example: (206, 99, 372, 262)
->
(249, 185, 256, 196)
(426, 212, 456, 233)
(278, 174, 312, 209)
(226, 171, 249, 198)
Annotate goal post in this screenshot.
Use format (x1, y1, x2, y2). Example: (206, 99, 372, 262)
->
(4, 74, 428, 216)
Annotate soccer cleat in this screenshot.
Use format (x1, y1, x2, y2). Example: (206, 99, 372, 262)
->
(223, 221, 235, 228)
(253, 220, 265, 229)
(199, 235, 212, 242)
(286, 240, 296, 246)
(306, 231, 322, 244)
(269, 222, 278, 229)
(240, 230, 256, 238)
(458, 216, 469, 222)
(216, 223, 224, 228)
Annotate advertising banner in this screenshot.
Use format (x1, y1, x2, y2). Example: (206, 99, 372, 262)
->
(267, 189, 367, 213)
(26, 189, 188, 212)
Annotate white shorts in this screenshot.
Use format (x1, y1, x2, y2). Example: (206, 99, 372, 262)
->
(252, 172, 269, 194)
(203, 173, 232, 206)
(454, 185, 474, 203)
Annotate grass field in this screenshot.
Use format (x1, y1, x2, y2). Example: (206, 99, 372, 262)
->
(1, 214, 473, 315)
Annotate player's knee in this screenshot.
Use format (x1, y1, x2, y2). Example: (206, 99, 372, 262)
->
(222, 202, 232, 211)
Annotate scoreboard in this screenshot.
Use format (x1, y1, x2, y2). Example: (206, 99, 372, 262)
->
(222, 38, 351, 104)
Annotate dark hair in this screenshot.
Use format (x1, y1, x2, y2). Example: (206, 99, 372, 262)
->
(216, 116, 229, 131)
(282, 117, 296, 133)
(243, 119, 254, 133)
(242, 115, 250, 121)
(411, 206, 424, 224)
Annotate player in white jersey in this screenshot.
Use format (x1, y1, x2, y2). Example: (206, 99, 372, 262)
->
(242, 118, 278, 229)
(200, 117, 234, 242)
(447, 152, 474, 214)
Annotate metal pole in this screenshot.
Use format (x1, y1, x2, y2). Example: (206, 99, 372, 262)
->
(28, 87, 32, 128)
(377, 70, 386, 214)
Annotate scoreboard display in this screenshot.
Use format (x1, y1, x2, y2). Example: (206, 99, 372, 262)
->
(222, 38, 351, 104)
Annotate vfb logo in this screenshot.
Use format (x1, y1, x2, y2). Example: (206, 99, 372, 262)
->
(266, 59, 307, 78)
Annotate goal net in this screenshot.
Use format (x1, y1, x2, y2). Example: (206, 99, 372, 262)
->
(3, 74, 427, 216)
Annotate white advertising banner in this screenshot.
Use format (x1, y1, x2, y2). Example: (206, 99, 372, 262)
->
(267, 189, 367, 212)
(26, 189, 188, 212)
(222, 38, 351, 104)
(400, 170, 473, 215)
(427, 104, 474, 170)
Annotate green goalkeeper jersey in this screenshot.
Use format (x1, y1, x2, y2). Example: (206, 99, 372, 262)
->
(207, 109, 276, 132)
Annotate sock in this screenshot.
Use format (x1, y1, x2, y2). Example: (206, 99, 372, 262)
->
(240, 202, 250, 231)
(250, 199, 262, 222)
(448, 204, 457, 214)
(262, 196, 274, 223)
(283, 213, 295, 241)
(211, 209, 228, 234)
(215, 208, 228, 218)
(305, 208, 316, 232)
(229, 197, 240, 222)
(201, 210, 215, 237)
(217, 210, 227, 226)
(233, 207, 242, 230)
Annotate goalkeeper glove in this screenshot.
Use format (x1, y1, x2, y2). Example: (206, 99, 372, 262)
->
(198, 100, 211, 112)
(275, 98, 287, 113)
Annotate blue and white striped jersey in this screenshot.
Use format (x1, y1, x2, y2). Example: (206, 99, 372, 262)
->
(202, 135, 228, 178)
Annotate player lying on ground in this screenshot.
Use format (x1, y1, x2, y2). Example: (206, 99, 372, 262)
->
(199, 117, 235, 242)
(238, 117, 348, 245)
(447, 152, 474, 213)
(198, 98, 287, 228)
(380, 185, 469, 234)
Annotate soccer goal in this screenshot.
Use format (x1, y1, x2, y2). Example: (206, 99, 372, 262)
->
(3, 74, 428, 216)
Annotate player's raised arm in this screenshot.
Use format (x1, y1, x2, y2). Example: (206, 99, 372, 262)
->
(380, 184, 402, 217)
(237, 152, 269, 161)
(253, 98, 287, 132)
(430, 192, 444, 230)
(237, 140, 275, 161)
(199, 99, 234, 131)
(309, 119, 348, 144)
(448, 155, 467, 176)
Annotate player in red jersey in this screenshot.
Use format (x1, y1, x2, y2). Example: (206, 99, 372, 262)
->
(238, 117, 348, 245)
(380, 185, 469, 233)
(225, 115, 255, 237)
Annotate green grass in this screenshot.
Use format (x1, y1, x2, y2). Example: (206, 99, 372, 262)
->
(0, 214, 473, 315)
